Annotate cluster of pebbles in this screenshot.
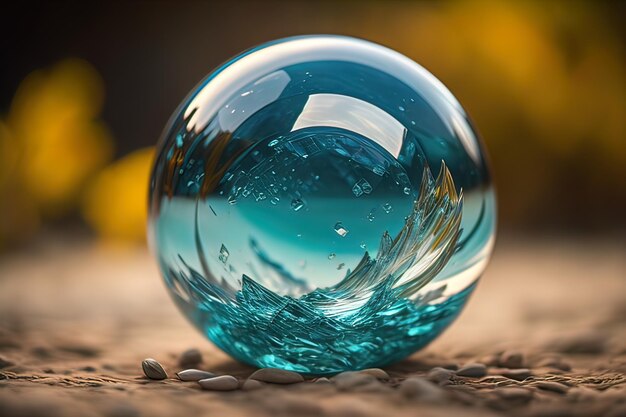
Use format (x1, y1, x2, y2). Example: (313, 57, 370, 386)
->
(142, 355, 390, 392)
(139, 347, 626, 416)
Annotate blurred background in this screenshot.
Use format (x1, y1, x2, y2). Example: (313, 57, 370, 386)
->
(0, 0, 624, 249)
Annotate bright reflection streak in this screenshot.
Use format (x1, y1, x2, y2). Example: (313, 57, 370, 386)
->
(292, 94, 406, 158)
(216, 70, 291, 132)
(450, 113, 481, 165)
(184, 36, 467, 135)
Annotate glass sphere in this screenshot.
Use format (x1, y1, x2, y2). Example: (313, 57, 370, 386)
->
(149, 35, 496, 374)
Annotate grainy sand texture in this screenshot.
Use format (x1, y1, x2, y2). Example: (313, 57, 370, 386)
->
(0, 237, 624, 417)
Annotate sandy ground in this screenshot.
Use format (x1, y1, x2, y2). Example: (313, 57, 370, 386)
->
(0, 236, 624, 417)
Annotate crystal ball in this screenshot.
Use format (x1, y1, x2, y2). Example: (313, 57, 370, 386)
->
(149, 35, 496, 374)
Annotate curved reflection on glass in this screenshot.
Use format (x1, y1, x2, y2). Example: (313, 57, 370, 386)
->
(149, 35, 496, 374)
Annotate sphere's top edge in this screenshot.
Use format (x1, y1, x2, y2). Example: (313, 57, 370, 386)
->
(182, 35, 464, 134)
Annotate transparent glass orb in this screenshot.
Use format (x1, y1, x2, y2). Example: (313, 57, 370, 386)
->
(149, 35, 496, 374)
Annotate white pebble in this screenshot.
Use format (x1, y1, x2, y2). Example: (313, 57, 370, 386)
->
(198, 375, 239, 391)
(176, 369, 215, 381)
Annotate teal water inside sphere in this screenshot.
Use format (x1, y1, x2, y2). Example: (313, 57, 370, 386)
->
(149, 35, 496, 374)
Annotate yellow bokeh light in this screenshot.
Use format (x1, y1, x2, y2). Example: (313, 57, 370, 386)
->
(7, 58, 114, 215)
(81, 147, 154, 244)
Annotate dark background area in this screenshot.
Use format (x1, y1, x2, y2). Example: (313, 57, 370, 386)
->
(1, 0, 625, 242)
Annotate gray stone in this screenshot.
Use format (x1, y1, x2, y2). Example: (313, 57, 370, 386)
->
(427, 367, 455, 385)
(499, 351, 525, 368)
(500, 368, 532, 381)
(440, 363, 459, 371)
(333, 372, 376, 391)
(176, 369, 216, 381)
(178, 348, 202, 368)
(249, 368, 304, 384)
(456, 363, 487, 378)
(198, 375, 239, 391)
(536, 357, 572, 371)
(0, 356, 14, 369)
(141, 358, 167, 380)
(357, 368, 389, 380)
(399, 377, 446, 403)
(535, 381, 569, 394)
(241, 378, 265, 391)
(480, 353, 501, 367)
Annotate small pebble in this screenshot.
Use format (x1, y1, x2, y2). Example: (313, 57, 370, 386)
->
(141, 358, 167, 380)
(0, 356, 14, 369)
(440, 363, 459, 371)
(535, 381, 570, 394)
(499, 351, 525, 368)
(31, 346, 51, 358)
(249, 368, 304, 384)
(536, 357, 571, 371)
(499, 368, 532, 381)
(242, 378, 265, 391)
(399, 377, 446, 402)
(480, 354, 501, 367)
(456, 363, 487, 378)
(198, 375, 239, 391)
(333, 372, 376, 391)
(427, 367, 455, 385)
(356, 368, 390, 380)
(177, 369, 216, 381)
(178, 348, 203, 368)
(314, 377, 332, 384)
